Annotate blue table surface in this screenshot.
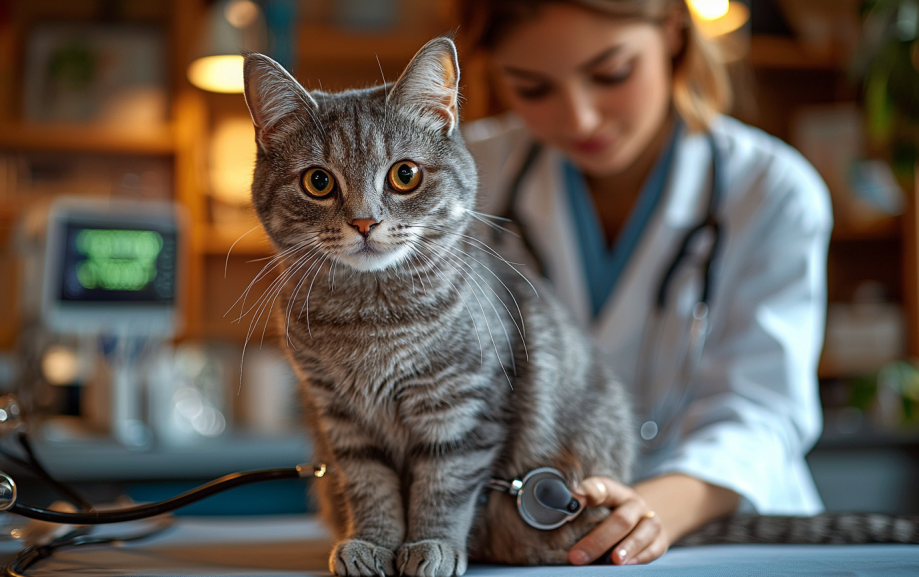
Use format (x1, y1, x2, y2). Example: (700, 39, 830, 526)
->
(3, 516, 917, 576)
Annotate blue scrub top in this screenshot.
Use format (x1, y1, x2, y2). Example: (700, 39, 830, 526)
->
(564, 122, 683, 318)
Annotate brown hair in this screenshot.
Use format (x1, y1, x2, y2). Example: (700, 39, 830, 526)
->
(457, 0, 732, 132)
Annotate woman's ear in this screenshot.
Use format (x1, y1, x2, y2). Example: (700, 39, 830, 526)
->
(387, 37, 461, 134)
(663, 2, 688, 58)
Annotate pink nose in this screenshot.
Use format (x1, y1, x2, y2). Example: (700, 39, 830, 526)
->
(350, 218, 379, 237)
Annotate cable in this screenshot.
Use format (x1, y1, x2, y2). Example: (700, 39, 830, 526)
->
(13, 433, 94, 512)
(4, 517, 175, 577)
(9, 465, 320, 525)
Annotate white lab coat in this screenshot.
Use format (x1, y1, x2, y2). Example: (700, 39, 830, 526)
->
(463, 114, 831, 515)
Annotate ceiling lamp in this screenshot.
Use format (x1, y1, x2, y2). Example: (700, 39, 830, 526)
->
(688, 0, 750, 38)
(187, 0, 266, 93)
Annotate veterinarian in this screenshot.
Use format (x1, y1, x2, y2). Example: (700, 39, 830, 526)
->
(460, 0, 831, 566)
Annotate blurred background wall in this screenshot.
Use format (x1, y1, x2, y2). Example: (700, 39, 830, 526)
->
(0, 0, 917, 516)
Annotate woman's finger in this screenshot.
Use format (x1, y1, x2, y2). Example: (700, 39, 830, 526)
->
(568, 497, 645, 565)
(573, 476, 633, 508)
(610, 513, 663, 565)
(626, 531, 670, 565)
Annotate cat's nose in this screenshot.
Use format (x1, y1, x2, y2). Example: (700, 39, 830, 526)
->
(349, 218, 380, 238)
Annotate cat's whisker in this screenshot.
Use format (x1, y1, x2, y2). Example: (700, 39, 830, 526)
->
(238, 247, 320, 392)
(232, 242, 320, 323)
(407, 224, 539, 298)
(245, 235, 319, 264)
(468, 209, 513, 223)
(262, 250, 324, 346)
(468, 212, 518, 237)
(302, 254, 332, 340)
(225, 225, 262, 277)
(248, 248, 320, 345)
(411, 244, 484, 364)
(421, 239, 518, 381)
(418, 231, 528, 338)
(419, 240, 510, 379)
(284, 248, 329, 346)
(421, 237, 528, 360)
(226, 239, 315, 320)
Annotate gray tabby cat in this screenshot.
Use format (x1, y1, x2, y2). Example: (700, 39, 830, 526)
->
(241, 37, 919, 577)
(241, 37, 634, 576)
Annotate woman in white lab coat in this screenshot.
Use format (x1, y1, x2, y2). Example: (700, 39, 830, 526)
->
(459, 0, 831, 567)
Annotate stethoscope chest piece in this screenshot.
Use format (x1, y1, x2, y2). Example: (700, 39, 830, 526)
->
(508, 467, 582, 530)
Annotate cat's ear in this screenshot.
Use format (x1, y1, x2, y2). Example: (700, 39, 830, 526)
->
(242, 52, 318, 148)
(388, 37, 460, 134)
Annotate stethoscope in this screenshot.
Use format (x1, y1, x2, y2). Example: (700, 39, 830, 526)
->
(499, 129, 725, 452)
(0, 391, 582, 577)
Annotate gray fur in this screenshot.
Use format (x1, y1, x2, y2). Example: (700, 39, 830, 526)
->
(243, 37, 634, 576)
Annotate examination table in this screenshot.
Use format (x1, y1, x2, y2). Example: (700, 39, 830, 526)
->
(2, 515, 917, 576)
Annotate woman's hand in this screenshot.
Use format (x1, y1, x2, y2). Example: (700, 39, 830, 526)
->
(568, 477, 669, 566)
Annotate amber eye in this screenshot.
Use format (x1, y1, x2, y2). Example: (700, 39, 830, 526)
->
(301, 167, 335, 198)
(388, 161, 422, 193)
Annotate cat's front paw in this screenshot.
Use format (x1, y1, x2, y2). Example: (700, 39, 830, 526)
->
(330, 539, 396, 576)
(396, 539, 467, 577)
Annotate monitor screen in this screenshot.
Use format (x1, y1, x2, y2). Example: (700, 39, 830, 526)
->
(57, 221, 178, 304)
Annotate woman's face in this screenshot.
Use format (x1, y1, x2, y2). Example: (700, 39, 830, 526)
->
(491, 3, 682, 176)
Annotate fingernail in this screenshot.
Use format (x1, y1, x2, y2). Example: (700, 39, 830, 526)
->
(570, 549, 589, 565)
(617, 548, 628, 561)
(587, 479, 606, 496)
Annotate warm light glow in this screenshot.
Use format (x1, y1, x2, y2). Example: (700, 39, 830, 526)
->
(42, 346, 80, 386)
(188, 55, 245, 94)
(210, 117, 257, 205)
(225, 0, 259, 28)
(687, 0, 729, 21)
(692, 1, 750, 38)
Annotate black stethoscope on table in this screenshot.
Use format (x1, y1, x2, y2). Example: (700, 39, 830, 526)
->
(499, 129, 726, 451)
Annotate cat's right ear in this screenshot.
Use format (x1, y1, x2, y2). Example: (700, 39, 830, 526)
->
(242, 52, 318, 148)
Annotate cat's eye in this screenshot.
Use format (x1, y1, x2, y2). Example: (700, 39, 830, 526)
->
(388, 161, 422, 193)
(301, 167, 336, 198)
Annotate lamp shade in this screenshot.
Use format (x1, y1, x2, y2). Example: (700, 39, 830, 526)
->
(689, 0, 750, 38)
(188, 0, 266, 93)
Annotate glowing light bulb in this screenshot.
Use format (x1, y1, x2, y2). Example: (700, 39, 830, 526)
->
(688, 0, 730, 21)
(187, 55, 245, 94)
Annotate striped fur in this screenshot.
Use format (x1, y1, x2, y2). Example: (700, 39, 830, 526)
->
(680, 513, 919, 546)
(243, 39, 634, 576)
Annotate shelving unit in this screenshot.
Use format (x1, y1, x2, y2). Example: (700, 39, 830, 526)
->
(0, 3, 915, 381)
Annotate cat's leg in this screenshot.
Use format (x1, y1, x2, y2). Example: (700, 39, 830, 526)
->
(327, 453, 405, 577)
(396, 436, 500, 577)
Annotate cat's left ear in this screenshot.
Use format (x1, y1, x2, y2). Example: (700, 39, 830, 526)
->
(388, 37, 460, 135)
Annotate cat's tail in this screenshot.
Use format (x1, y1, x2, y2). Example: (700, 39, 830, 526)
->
(677, 513, 919, 546)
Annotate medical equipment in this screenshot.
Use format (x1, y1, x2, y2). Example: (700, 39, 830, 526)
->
(501, 131, 725, 450)
(23, 197, 188, 448)
(486, 467, 583, 530)
(0, 393, 583, 574)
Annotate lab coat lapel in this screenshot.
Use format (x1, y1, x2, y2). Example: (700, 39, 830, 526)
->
(592, 130, 713, 380)
(515, 147, 593, 327)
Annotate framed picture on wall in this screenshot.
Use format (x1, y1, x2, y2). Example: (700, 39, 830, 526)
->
(23, 23, 167, 129)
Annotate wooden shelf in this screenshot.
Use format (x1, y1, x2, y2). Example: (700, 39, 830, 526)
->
(748, 35, 849, 70)
(297, 24, 436, 65)
(831, 217, 902, 242)
(0, 122, 175, 155)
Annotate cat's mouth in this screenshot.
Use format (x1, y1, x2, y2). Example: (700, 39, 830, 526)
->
(336, 240, 410, 272)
